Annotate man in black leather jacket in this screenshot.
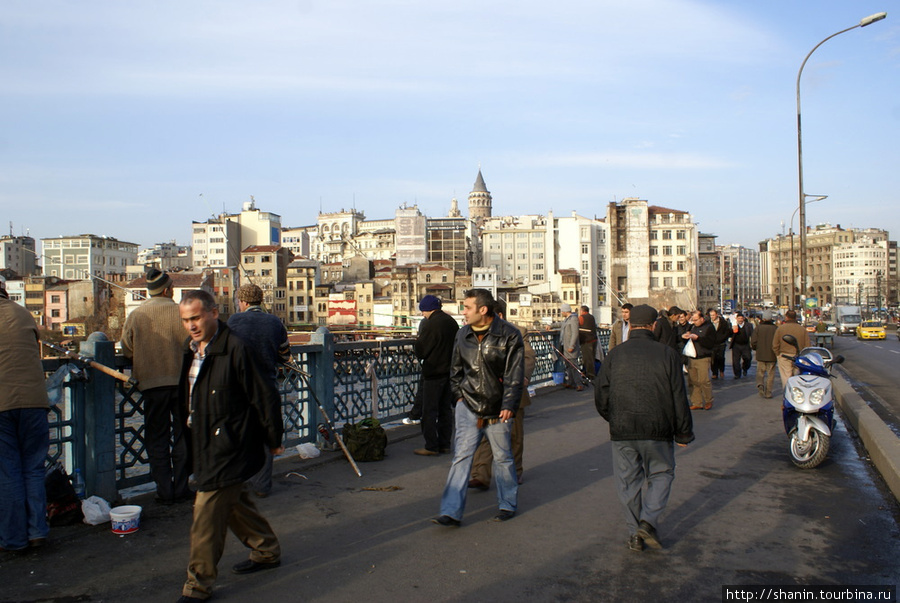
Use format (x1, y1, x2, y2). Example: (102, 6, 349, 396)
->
(432, 288, 524, 527)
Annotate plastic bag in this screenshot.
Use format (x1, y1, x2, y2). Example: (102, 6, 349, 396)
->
(82, 496, 112, 525)
(296, 442, 321, 459)
(683, 339, 697, 358)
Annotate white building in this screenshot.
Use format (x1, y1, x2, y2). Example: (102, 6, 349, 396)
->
(833, 236, 889, 307)
(137, 240, 193, 271)
(41, 234, 138, 281)
(192, 199, 281, 269)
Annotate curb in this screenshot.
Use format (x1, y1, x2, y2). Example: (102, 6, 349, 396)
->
(834, 374, 900, 502)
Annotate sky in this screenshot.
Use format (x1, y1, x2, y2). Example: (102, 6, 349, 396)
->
(2, 1, 899, 253)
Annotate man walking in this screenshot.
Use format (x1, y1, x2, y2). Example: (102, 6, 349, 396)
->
(559, 303, 582, 390)
(750, 311, 778, 398)
(177, 290, 284, 603)
(595, 305, 694, 551)
(227, 284, 290, 498)
(772, 310, 810, 390)
(730, 312, 754, 379)
(578, 305, 599, 381)
(682, 310, 716, 410)
(120, 269, 192, 505)
(412, 295, 459, 456)
(0, 277, 50, 553)
(608, 303, 633, 351)
(433, 289, 524, 527)
(707, 309, 731, 380)
(469, 300, 535, 489)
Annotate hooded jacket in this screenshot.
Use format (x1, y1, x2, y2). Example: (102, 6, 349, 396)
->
(180, 321, 283, 492)
(450, 316, 525, 418)
(595, 329, 694, 444)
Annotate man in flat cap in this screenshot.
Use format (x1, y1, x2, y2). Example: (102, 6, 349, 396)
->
(559, 303, 582, 390)
(595, 304, 694, 552)
(121, 268, 192, 505)
(227, 283, 290, 497)
(413, 295, 459, 456)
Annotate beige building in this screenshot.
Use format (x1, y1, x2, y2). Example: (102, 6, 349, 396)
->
(192, 199, 281, 269)
(239, 245, 293, 324)
(285, 259, 318, 328)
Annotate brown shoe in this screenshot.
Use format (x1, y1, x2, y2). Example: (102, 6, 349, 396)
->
(689, 406, 702, 410)
(468, 478, 489, 491)
(704, 402, 713, 410)
(414, 448, 439, 456)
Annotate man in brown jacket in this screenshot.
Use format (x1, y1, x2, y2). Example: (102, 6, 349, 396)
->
(120, 269, 192, 505)
(772, 310, 810, 390)
(0, 278, 51, 552)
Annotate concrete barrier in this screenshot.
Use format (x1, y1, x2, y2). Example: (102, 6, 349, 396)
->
(834, 375, 900, 502)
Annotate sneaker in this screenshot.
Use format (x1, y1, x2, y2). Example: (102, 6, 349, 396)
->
(402, 417, 421, 425)
(432, 515, 461, 527)
(493, 510, 516, 522)
(628, 534, 644, 551)
(637, 520, 662, 549)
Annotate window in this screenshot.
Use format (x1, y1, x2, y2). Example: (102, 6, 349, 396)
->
(650, 231, 658, 240)
(677, 245, 687, 255)
(650, 262, 659, 271)
(245, 256, 255, 263)
(662, 230, 672, 240)
(581, 244, 589, 254)
(51, 295, 61, 303)
(663, 246, 672, 255)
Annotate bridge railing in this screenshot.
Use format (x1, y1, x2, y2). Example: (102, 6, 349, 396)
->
(43, 326, 598, 499)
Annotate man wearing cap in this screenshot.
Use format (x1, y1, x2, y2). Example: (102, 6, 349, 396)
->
(559, 303, 582, 390)
(608, 303, 633, 351)
(227, 283, 290, 497)
(412, 295, 459, 456)
(595, 304, 694, 552)
(121, 268, 192, 505)
(0, 277, 51, 553)
(751, 311, 778, 398)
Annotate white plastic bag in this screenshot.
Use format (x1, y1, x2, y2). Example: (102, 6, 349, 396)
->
(82, 495, 112, 525)
(683, 339, 697, 358)
(297, 442, 321, 459)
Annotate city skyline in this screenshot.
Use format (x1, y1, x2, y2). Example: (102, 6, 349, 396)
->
(3, 1, 898, 251)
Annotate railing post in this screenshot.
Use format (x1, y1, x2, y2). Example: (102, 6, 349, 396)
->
(80, 333, 119, 502)
(309, 327, 336, 425)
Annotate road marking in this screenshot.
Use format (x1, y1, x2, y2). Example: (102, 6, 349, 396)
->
(891, 350, 900, 355)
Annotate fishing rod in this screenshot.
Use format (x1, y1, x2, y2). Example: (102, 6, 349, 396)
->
(552, 345, 594, 388)
(40, 340, 137, 386)
(281, 359, 363, 478)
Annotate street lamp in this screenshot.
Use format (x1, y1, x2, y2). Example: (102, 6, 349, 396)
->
(789, 195, 827, 309)
(796, 12, 887, 308)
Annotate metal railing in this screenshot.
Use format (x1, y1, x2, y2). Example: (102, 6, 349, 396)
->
(43, 327, 602, 499)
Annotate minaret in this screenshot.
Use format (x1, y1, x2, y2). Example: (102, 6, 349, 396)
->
(467, 169, 492, 223)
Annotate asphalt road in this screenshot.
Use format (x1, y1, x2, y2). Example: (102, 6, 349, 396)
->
(2, 373, 898, 603)
(830, 329, 900, 436)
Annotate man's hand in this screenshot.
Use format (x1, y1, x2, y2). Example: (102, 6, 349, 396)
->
(677, 443, 688, 448)
(499, 409, 514, 422)
(271, 446, 285, 455)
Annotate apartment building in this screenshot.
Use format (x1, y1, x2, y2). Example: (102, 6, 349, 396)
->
(41, 234, 138, 281)
(192, 199, 281, 269)
(1, 235, 39, 276)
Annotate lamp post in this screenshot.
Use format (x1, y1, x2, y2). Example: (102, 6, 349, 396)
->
(789, 195, 827, 310)
(796, 12, 887, 308)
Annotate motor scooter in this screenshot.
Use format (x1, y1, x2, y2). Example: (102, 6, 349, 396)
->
(780, 335, 844, 469)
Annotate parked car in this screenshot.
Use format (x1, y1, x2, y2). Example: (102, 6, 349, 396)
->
(856, 321, 886, 341)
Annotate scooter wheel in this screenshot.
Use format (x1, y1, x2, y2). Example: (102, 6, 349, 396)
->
(789, 429, 830, 469)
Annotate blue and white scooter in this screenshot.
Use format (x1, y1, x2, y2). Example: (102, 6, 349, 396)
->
(779, 335, 844, 469)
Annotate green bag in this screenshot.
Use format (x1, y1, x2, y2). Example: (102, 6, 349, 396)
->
(342, 418, 388, 462)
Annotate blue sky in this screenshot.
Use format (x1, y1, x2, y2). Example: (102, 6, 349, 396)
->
(2, 1, 898, 252)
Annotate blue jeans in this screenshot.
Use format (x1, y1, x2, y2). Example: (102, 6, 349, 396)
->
(439, 402, 517, 521)
(0, 408, 50, 550)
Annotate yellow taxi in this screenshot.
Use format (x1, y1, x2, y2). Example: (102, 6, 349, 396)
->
(856, 321, 886, 340)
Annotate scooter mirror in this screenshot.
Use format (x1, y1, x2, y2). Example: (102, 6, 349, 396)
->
(831, 355, 845, 365)
(782, 334, 799, 347)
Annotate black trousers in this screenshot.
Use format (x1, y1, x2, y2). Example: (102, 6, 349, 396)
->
(711, 344, 727, 376)
(420, 376, 454, 452)
(142, 386, 191, 501)
(732, 344, 753, 377)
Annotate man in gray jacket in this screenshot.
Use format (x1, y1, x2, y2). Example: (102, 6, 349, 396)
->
(559, 303, 582, 390)
(595, 305, 694, 552)
(751, 311, 778, 398)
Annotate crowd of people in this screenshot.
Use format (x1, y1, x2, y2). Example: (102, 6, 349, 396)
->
(1, 270, 818, 597)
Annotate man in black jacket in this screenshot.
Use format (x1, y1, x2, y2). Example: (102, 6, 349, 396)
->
(707, 309, 731, 380)
(413, 295, 459, 456)
(433, 288, 525, 526)
(683, 310, 717, 410)
(595, 305, 694, 552)
(730, 312, 754, 379)
(177, 290, 284, 603)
